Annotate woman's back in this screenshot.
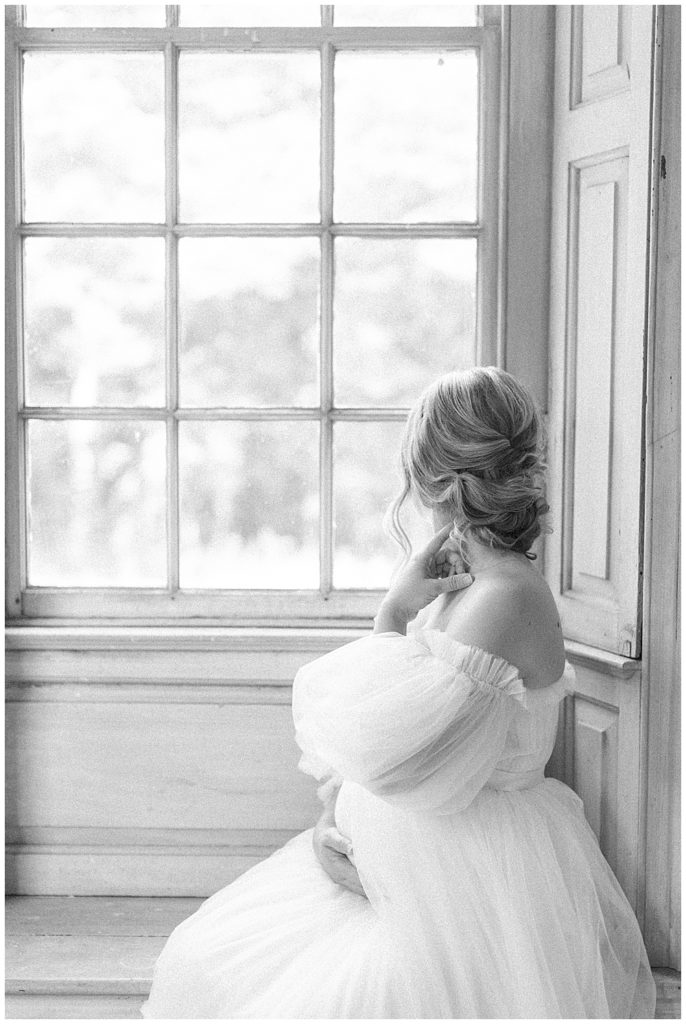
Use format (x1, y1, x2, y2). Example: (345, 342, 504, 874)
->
(416, 561, 567, 690)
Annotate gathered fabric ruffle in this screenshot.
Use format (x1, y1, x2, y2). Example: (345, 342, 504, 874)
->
(293, 628, 570, 814)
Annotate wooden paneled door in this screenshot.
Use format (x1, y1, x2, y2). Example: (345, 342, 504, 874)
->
(545, 5, 657, 918)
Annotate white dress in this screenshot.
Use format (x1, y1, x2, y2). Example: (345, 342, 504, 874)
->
(142, 618, 656, 1019)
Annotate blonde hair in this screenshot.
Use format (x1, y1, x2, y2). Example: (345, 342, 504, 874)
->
(386, 367, 550, 565)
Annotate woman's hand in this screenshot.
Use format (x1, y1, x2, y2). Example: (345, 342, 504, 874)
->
(374, 524, 473, 633)
(312, 807, 367, 899)
(434, 534, 468, 579)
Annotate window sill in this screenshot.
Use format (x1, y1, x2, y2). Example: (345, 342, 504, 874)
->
(4, 623, 370, 654)
(5, 625, 641, 677)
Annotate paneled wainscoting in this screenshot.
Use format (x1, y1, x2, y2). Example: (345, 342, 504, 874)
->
(5, 897, 680, 1020)
(6, 627, 649, 915)
(6, 629, 330, 897)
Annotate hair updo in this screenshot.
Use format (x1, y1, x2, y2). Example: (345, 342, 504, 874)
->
(386, 366, 550, 564)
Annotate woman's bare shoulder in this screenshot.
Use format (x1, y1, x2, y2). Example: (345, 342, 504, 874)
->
(440, 568, 566, 688)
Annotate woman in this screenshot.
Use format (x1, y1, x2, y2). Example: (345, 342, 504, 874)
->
(142, 367, 656, 1018)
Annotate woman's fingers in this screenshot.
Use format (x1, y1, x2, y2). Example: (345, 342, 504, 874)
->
(324, 850, 366, 897)
(314, 826, 365, 897)
(321, 827, 354, 859)
(417, 523, 453, 563)
(434, 544, 465, 581)
(437, 572, 474, 593)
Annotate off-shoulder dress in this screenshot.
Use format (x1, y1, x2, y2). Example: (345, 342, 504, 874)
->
(142, 613, 656, 1019)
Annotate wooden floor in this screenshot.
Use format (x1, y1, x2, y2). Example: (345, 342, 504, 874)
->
(5, 896, 682, 1019)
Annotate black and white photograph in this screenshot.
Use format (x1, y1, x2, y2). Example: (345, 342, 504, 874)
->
(4, 3, 680, 1019)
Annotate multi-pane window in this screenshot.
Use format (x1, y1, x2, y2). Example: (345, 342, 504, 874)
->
(6, 5, 502, 623)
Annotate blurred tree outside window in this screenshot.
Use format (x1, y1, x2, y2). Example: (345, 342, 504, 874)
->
(8, 4, 495, 620)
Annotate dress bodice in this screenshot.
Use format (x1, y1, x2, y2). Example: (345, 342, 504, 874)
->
(409, 625, 573, 795)
(293, 614, 574, 816)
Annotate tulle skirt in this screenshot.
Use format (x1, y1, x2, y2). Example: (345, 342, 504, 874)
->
(141, 778, 655, 1019)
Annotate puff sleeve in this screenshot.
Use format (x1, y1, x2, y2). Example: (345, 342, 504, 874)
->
(292, 628, 527, 815)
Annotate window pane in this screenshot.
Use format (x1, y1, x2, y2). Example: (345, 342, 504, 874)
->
(179, 239, 319, 407)
(179, 4, 321, 25)
(334, 51, 478, 222)
(333, 5, 477, 25)
(24, 238, 165, 407)
(333, 421, 431, 589)
(179, 421, 319, 588)
(179, 54, 320, 223)
(27, 420, 166, 586)
(334, 238, 477, 406)
(24, 5, 166, 25)
(23, 53, 164, 223)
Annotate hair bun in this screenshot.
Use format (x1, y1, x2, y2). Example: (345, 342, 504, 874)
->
(388, 366, 551, 564)
(452, 471, 549, 556)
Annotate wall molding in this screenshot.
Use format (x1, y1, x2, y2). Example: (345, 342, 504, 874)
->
(564, 640, 640, 680)
(6, 618, 638, 675)
(6, 627, 644, 899)
(569, 5, 631, 109)
(6, 826, 299, 865)
(5, 681, 293, 704)
(5, 625, 367, 653)
(5, 620, 640, 697)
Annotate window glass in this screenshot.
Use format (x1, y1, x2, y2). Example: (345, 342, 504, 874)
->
(179, 53, 320, 223)
(23, 52, 164, 223)
(179, 238, 319, 407)
(334, 51, 478, 222)
(179, 421, 319, 588)
(334, 238, 477, 406)
(333, 5, 477, 26)
(24, 5, 166, 26)
(179, 5, 321, 26)
(27, 420, 167, 586)
(333, 420, 432, 589)
(24, 237, 165, 407)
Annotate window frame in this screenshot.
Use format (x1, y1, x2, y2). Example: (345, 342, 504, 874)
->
(5, 4, 504, 626)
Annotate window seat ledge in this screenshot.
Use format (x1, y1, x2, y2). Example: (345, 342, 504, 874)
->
(5, 627, 641, 680)
(5, 898, 679, 1020)
(5, 624, 370, 654)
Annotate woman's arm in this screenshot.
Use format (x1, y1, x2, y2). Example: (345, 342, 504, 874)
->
(310, 527, 473, 892)
(374, 524, 473, 635)
(312, 785, 366, 898)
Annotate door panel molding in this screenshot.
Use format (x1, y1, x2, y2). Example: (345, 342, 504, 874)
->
(570, 5, 631, 108)
(547, 6, 654, 656)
